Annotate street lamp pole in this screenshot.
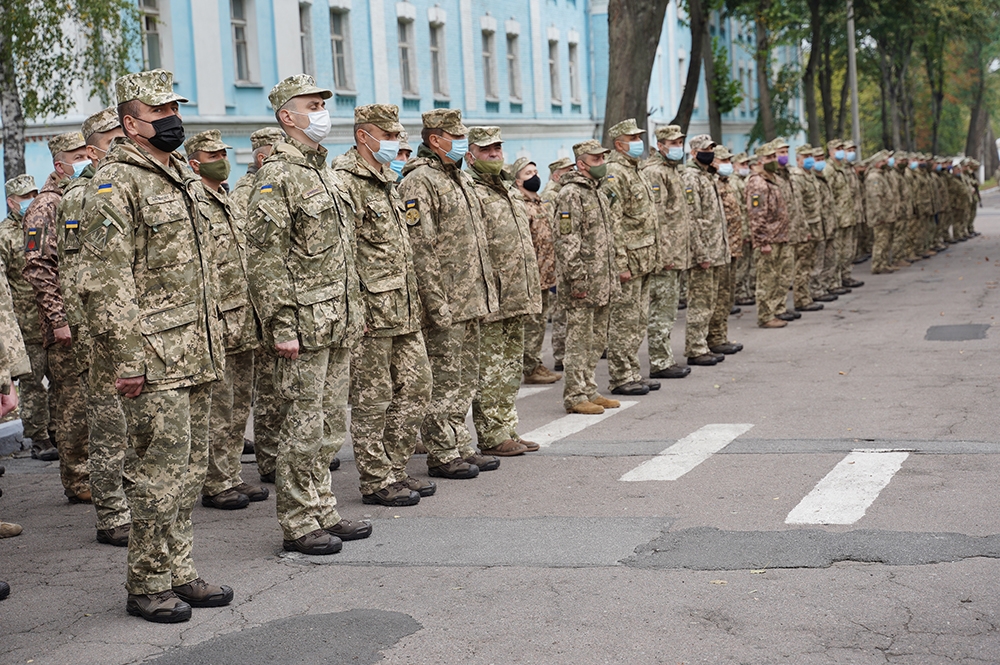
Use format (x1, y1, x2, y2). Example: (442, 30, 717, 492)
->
(846, 0, 862, 156)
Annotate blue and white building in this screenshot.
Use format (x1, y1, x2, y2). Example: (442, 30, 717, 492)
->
(16, 0, 803, 183)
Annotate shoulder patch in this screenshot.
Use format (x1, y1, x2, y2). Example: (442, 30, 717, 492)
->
(606, 174, 615, 180)
(259, 183, 274, 193)
(96, 182, 113, 195)
(65, 219, 79, 230)
(651, 184, 661, 193)
(24, 228, 38, 252)
(685, 187, 695, 205)
(558, 211, 572, 235)
(405, 199, 418, 210)
(751, 194, 760, 208)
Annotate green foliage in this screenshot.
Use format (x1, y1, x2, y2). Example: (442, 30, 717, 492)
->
(711, 37, 744, 114)
(747, 64, 803, 148)
(2, 0, 141, 119)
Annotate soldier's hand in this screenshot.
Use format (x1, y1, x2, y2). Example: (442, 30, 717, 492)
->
(699, 261, 710, 270)
(116, 376, 145, 399)
(53, 325, 72, 347)
(619, 270, 632, 283)
(571, 291, 588, 299)
(761, 244, 772, 255)
(275, 339, 300, 360)
(0, 387, 18, 417)
(664, 263, 675, 270)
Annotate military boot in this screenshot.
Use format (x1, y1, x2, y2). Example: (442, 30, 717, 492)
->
(567, 401, 603, 415)
(283, 529, 342, 555)
(591, 395, 620, 409)
(96, 523, 130, 547)
(126, 591, 192, 623)
(464, 453, 500, 472)
(400, 475, 437, 497)
(523, 366, 558, 385)
(232, 482, 269, 502)
(30, 440, 58, 462)
(201, 488, 250, 510)
(479, 439, 528, 457)
(325, 518, 373, 541)
(363, 481, 420, 506)
(428, 459, 480, 480)
(172, 578, 234, 607)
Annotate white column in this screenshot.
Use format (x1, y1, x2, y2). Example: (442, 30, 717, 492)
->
(529, 0, 545, 114)
(459, 0, 477, 111)
(666, 0, 678, 116)
(272, 0, 303, 78)
(370, 0, 390, 102)
(191, 0, 226, 115)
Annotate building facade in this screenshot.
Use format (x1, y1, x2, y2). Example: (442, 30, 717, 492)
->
(12, 0, 802, 184)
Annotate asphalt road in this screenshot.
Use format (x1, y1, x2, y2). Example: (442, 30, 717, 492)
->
(2, 192, 999, 665)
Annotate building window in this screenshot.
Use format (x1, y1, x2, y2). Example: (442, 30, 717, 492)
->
(299, 3, 313, 76)
(140, 0, 162, 70)
(398, 20, 418, 96)
(548, 40, 561, 104)
(330, 10, 354, 91)
(506, 34, 521, 100)
(568, 42, 580, 103)
(430, 23, 448, 97)
(482, 30, 498, 100)
(231, 0, 256, 83)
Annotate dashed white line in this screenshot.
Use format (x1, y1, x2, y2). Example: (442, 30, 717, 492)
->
(520, 401, 639, 448)
(785, 449, 910, 525)
(619, 423, 755, 482)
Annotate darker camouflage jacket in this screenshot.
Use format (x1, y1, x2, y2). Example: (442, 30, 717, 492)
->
(22, 171, 67, 347)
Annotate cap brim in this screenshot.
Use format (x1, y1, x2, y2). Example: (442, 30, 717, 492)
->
(292, 86, 333, 102)
(583, 147, 611, 156)
(470, 139, 502, 147)
(142, 91, 189, 106)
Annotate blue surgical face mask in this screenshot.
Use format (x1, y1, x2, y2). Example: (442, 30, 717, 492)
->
(814, 160, 826, 171)
(666, 146, 685, 162)
(627, 140, 644, 159)
(887, 157, 895, 168)
(803, 156, 815, 170)
(444, 137, 469, 163)
(846, 151, 857, 162)
(835, 150, 845, 161)
(389, 159, 405, 179)
(362, 130, 399, 165)
(64, 159, 89, 179)
(935, 164, 942, 171)
(717, 163, 734, 177)
(909, 161, 919, 170)
(18, 198, 33, 216)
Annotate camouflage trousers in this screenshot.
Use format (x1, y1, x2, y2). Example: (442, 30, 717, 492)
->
(522, 289, 552, 375)
(685, 265, 729, 357)
(421, 319, 479, 467)
(19, 342, 51, 445)
(793, 240, 817, 309)
(123, 381, 211, 595)
(872, 223, 894, 272)
(755, 243, 794, 325)
(473, 316, 525, 449)
(273, 346, 348, 541)
(563, 303, 610, 410)
(86, 339, 130, 531)
(350, 331, 431, 496)
(812, 236, 839, 296)
(647, 270, 681, 373)
(550, 293, 566, 365)
(47, 344, 89, 497)
(856, 223, 873, 258)
(835, 226, 857, 285)
(734, 242, 755, 301)
(891, 218, 909, 261)
(608, 272, 651, 390)
(203, 348, 253, 496)
(252, 346, 283, 478)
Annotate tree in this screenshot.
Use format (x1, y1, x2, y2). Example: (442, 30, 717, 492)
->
(705, 35, 744, 141)
(603, 0, 671, 146)
(0, 0, 140, 180)
(670, 0, 708, 133)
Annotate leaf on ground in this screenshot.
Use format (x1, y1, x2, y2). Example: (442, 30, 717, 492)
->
(750, 569, 766, 575)
(709, 579, 727, 585)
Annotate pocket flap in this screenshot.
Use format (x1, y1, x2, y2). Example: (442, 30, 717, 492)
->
(362, 273, 405, 294)
(296, 282, 340, 306)
(141, 302, 199, 334)
(218, 294, 248, 312)
(141, 198, 188, 227)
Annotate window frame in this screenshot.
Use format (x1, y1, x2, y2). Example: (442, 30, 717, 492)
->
(299, 2, 314, 77)
(230, 0, 259, 84)
(398, 19, 419, 97)
(429, 22, 448, 99)
(482, 30, 498, 101)
(506, 33, 521, 101)
(568, 41, 581, 103)
(548, 39, 561, 104)
(329, 8, 355, 92)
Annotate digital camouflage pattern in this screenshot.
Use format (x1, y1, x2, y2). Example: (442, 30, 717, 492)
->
(472, 316, 526, 448)
(56, 164, 96, 374)
(5, 174, 36, 198)
(205, 347, 253, 496)
(81, 107, 119, 140)
(640, 150, 692, 271)
(47, 131, 86, 157)
(0, 263, 30, 390)
(865, 165, 894, 272)
(0, 211, 43, 346)
(421, 319, 480, 465)
(115, 69, 188, 106)
(717, 175, 746, 259)
(682, 163, 730, 266)
(22, 171, 68, 347)
(646, 270, 681, 372)
(521, 191, 556, 376)
(745, 170, 791, 324)
(86, 333, 131, 531)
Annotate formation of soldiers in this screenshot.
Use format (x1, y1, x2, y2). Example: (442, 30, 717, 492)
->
(0, 67, 983, 618)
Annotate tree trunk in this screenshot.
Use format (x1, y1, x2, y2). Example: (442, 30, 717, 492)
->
(603, 0, 671, 146)
(820, 33, 835, 143)
(802, 0, 823, 146)
(878, 52, 891, 149)
(922, 34, 945, 155)
(836, 70, 848, 139)
(670, 0, 706, 133)
(703, 28, 723, 142)
(754, 4, 776, 141)
(965, 47, 988, 161)
(0, 26, 26, 181)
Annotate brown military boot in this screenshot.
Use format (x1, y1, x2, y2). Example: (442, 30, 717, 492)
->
(126, 590, 192, 623)
(523, 366, 558, 385)
(463, 453, 500, 471)
(96, 523, 130, 547)
(232, 482, 269, 502)
(30, 439, 58, 461)
(479, 439, 528, 457)
(591, 395, 620, 409)
(363, 481, 420, 506)
(567, 401, 604, 415)
(68, 489, 92, 504)
(760, 318, 788, 328)
(539, 366, 563, 381)
(516, 437, 540, 452)
(400, 475, 437, 497)
(172, 577, 234, 607)
(283, 528, 342, 555)
(0, 521, 22, 538)
(427, 458, 479, 480)
(201, 488, 250, 510)
(325, 518, 373, 541)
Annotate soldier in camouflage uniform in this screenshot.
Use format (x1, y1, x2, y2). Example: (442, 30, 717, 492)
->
(465, 126, 542, 457)
(332, 103, 432, 507)
(0, 175, 55, 461)
(841, 141, 866, 289)
(56, 108, 132, 546)
(603, 119, 659, 395)
(514, 157, 561, 385)
(746, 143, 792, 328)
(78, 69, 232, 623)
(398, 109, 499, 480)
(639, 125, 692, 380)
(824, 140, 855, 295)
(245, 75, 371, 556)
(23, 131, 91, 502)
(184, 130, 268, 510)
(809, 147, 840, 302)
(554, 140, 622, 414)
(543, 156, 574, 371)
(714, 146, 748, 319)
(731, 152, 756, 306)
(865, 151, 896, 273)
(682, 135, 735, 364)
(910, 154, 936, 259)
(788, 144, 824, 312)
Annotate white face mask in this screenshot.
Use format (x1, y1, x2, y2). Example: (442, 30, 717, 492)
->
(288, 109, 331, 143)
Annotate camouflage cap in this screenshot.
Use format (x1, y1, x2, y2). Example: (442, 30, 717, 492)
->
(250, 127, 285, 150)
(421, 108, 468, 135)
(870, 149, 890, 164)
(689, 134, 717, 151)
(748, 155, 759, 166)
(654, 124, 685, 141)
(733, 152, 749, 163)
(354, 103, 404, 133)
(268, 74, 332, 110)
(843, 140, 856, 149)
(115, 69, 188, 106)
(573, 140, 610, 160)
(82, 107, 120, 140)
(511, 156, 534, 178)
(757, 142, 778, 157)
(811, 146, 827, 158)
(184, 129, 232, 157)
(548, 156, 574, 172)
(468, 126, 502, 147)
(771, 137, 790, 151)
(48, 131, 86, 157)
(398, 130, 412, 151)
(715, 146, 733, 160)
(827, 139, 844, 152)
(5, 174, 37, 198)
(607, 118, 644, 139)
(797, 143, 813, 154)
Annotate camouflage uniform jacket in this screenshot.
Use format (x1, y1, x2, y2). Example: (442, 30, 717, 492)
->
(333, 147, 422, 338)
(245, 137, 362, 351)
(0, 212, 43, 345)
(604, 151, 658, 277)
(553, 170, 621, 309)
(78, 139, 224, 390)
(467, 167, 541, 323)
(733, 175, 751, 243)
(788, 165, 821, 241)
(717, 176, 745, 259)
(822, 163, 855, 229)
(682, 163, 730, 266)
(55, 167, 95, 373)
(775, 168, 807, 243)
(22, 171, 67, 347)
(639, 152, 692, 270)
(812, 170, 837, 240)
(203, 186, 257, 354)
(521, 191, 557, 290)
(895, 167, 916, 222)
(930, 171, 949, 215)
(912, 168, 934, 218)
(540, 178, 562, 204)
(228, 167, 257, 224)
(0, 268, 30, 389)
(397, 145, 497, 327)
(863, 169, 892, 226)
(884, 168, 904, 223)
(847, 168, 864, 226)
(946, 173, 969, 216)
(745, 171, 790, 246)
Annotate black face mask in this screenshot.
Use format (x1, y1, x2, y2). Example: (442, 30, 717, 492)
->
(139, 115, 185, 153)
(696, 151, 715, 166)
(523, 174, 541, 192)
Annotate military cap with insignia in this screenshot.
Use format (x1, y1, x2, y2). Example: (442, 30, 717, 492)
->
(757, 142, 778, 157)
(511, 156, 534, 179)
(654, 124, 685, 141)
(398, 130, 412, 151)
(82, 107, 121, 141)
(354, 103, 404, 133)
(733, 152, 749, 163)
(115, 68, 188, 106)
(468, 126, 502, 147)
(689, 134, 717, 151)
(608, 118, 644, 139)
(715, 145, 733, 160)
(421, 108, 469, 135)
(48, 131, 86, 157)
(184, 129, 232, 157)
(572, 139, 610, 160)
(770, 137, 790, 151)
(250, 127, 285, 150)
(268, 74, 332, 110)
(5, 174, 37, 198)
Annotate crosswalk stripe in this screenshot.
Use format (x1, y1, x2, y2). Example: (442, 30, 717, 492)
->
(520, 401, 639, 448)
(785, 449, 910, 525)
(619, 423, 755, 482)
(517, 385, 554, 400)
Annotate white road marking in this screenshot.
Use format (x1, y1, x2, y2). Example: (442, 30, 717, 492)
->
(520, 401, 639, 448)
(619, 423, 755, 482)
(518, 385, 554, 400)
(785, 449, 910, 525)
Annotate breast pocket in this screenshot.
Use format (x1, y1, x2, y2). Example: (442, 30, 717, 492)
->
(297, 192, 341, 256)
(141, 198, 196, 270)
(359, 199, 392, 245)
(140, 301, 200, 381)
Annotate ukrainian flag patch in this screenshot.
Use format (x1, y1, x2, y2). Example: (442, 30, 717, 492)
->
(97, 183, 113, 195)
(260, 184, 273, 193)
(65, 220, 79, 230)
(405, 199, 418, 210)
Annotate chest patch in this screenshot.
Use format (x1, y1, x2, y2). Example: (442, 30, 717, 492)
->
(751, 194, 760, 208)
